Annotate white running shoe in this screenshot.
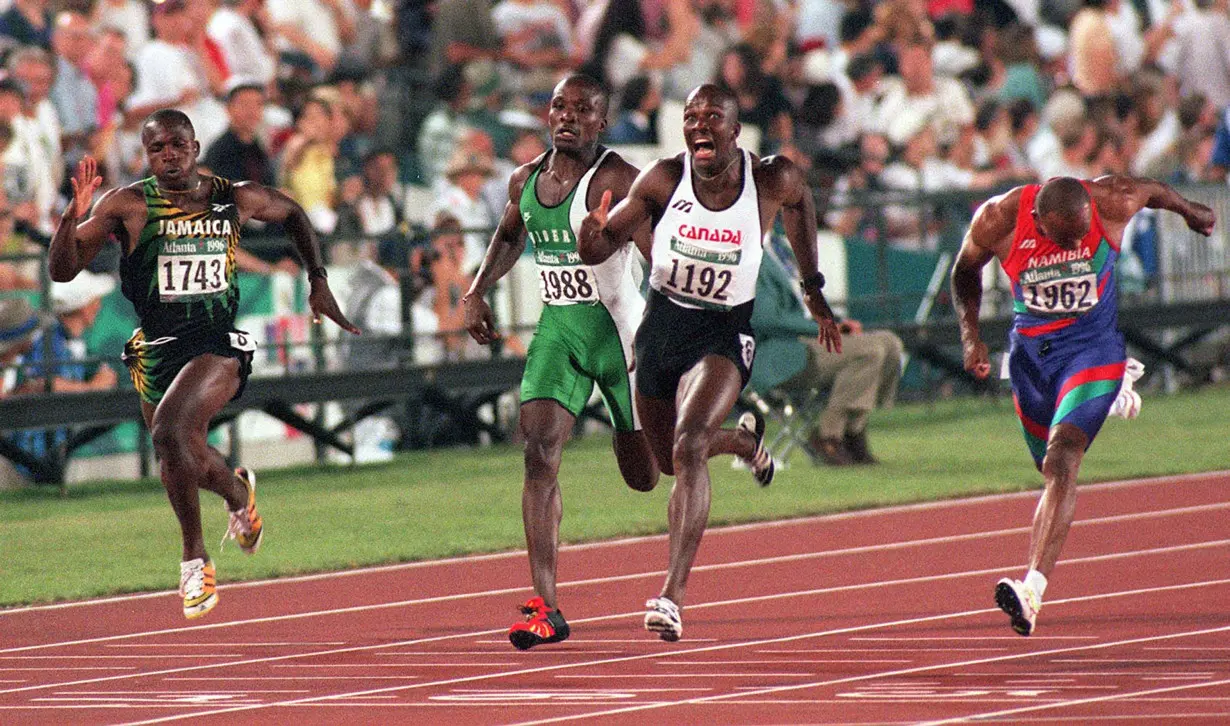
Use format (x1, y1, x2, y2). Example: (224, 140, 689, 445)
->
(995, 577, 1041, 636)
(179, 558, 217, 620)
(1109, 358, 1145, 419)
(736, 411, 775, 487)
(644, 597, 683, 642)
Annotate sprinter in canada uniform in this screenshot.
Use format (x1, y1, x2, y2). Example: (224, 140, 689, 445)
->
(952, 175, 1214, 637)
(579, 84, 843, 642)
(48, 110, 358, 620)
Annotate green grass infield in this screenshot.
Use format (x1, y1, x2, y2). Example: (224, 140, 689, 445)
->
(3, 385, 1228, 607)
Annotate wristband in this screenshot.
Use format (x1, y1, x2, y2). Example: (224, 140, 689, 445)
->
(308, 265, 328, 281)
(800, 271, 825, 293)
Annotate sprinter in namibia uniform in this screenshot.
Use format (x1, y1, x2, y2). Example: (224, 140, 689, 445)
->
(952, 175, 1215, 637)
(47, 110, 356, 621)
(462, 75, 663, 651)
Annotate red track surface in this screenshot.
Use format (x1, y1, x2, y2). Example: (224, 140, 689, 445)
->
(1, 471, 1228, 725)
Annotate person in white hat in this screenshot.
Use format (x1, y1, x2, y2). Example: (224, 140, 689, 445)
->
(13, 270, 120, 395)
(0, 298, 50, 396)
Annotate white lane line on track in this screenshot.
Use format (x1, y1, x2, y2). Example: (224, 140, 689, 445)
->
(5, 470, 1224, 616)
(556, 673, 818, 678)
(107, 643, 346, 648)
(165, 677, 420, 681)
(958, 672, 1216, 677)
(917, 678, 1230, 724)
(2, 540, 1227, 697)
(4, 507, 1225, 658)
(661, 660, 914, 665)
(106, 581, 1230, 726)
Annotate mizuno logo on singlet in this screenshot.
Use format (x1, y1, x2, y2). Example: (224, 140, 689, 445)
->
(1025, 247, 1092, 269)
(1020, 238, 1037, 248)
(671, 199, 693, 213)
(157, 219, 235, 237)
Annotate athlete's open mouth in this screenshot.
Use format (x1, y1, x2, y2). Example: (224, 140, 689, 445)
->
(555, 127, 579, 141)
(691, 139, 716, 159)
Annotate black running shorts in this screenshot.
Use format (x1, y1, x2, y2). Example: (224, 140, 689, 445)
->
(634, 289, 756, 400)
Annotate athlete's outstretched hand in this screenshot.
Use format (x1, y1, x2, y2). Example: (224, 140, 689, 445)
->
(579, 189, 612, 240)
(962, 337, 991, 379)
(802, 288, 842, 354)
(308, 280, 361, 335)
(463, 292, 500, 345)
(68, 156, 102, 218)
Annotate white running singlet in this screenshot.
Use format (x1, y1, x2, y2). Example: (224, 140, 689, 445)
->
(649, 149, 762, 311)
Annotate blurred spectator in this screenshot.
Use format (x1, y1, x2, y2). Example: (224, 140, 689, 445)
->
(1161, 0, 1230, 110)
(492, 0, 575, 105)
(1130, 72, 1179, 176)
(0, 0, 53, 51)
(336, 148, 405, 240)
(606, 74, 660, 144)
(0, 201, 36, 291)
(826, 131, 891, 244)
(422, 212, 473, 360)
(1037, 116, 1097, 179)
(429, 147, 497, 273)
(0, 297, 49, 396)
(92, 0, 149, 60)
(341, 251, 405, 461)
(8, 47, 62, 222)
(714, 42, 793, 151)
(831, 6, 888, 79)
(267, 0, 356, 78)
(875, 38, 974, 150)
(1069, 0, 1120, 96)
(584, 0, 689, 105)
(426, 0, 503, 81)
(416, 65, 472, 188)
(97, 61, 146, 189)
(49, 11, 98, 170)
(1004, 97, 1039, 169)
(188, 0, 232, 103)
(795, 0, 847, 53)
(661, 0, 736, 102)
(85, 27, 129, 130)
(337, 0, 396, 75)
(997, 23, 1048, 112)
(207, 0, 276, 89)
(129, 0, 229, 150)
(0, 79, 47, 238)
(9, 271, 119, 478)
(203, 83, 274, 185)
(281, 97, 341, 232)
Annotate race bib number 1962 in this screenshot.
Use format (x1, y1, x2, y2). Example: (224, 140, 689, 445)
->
(158, 238, 229, 301)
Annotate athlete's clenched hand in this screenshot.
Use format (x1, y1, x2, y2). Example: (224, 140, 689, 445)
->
(962, 338, 991, 380)
(463, 292, 500, 345)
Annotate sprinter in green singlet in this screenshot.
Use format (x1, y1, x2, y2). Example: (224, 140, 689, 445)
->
(463, 75, 769, 650)
(48, 110, 359, 620)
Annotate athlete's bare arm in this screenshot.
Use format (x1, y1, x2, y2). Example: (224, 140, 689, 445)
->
(48, 157, 144, 281)
(583, 154, 653, 264)
(463, 162, 536, 345)
(760, 155, 842, 353)
(952, 187, 1024, 379)
(1088, 175, 1216, 241)
(234, 181, 360, 335)
(578, 158, 680, 265)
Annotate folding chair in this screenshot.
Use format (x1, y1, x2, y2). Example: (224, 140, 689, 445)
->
(741, 386, 826, 467)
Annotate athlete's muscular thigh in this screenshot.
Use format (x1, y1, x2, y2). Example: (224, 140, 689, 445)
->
(152, 354, 241, 436)
(636, 391, 676, 475)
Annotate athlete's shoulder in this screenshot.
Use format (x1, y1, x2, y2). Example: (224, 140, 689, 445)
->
(753, 151, 806, 199)
(969, 185, 1027, 249)
(507, 156, 543, 202)
(631, 154, 685, 200)
(96, 181, 147, 216)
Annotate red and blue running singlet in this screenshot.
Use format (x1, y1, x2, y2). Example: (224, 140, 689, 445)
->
(1000, 182, 1120, 338)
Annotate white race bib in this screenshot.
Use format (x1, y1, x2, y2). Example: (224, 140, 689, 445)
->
(158, 238, 229, 301)
(660, 237, 739, 309)
(535, 250, 599, 305)
(1021, 273, 1098, 315)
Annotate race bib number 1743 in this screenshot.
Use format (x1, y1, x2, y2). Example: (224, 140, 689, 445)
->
(158, 238, 229, 301)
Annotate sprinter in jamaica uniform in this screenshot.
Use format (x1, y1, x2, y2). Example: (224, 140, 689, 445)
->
(48, 110, 359, 620)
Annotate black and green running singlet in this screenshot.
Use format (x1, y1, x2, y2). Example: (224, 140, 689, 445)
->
(120, 176, 243, 341)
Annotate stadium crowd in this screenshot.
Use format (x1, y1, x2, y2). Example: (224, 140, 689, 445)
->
(1, 0, 1228, 390)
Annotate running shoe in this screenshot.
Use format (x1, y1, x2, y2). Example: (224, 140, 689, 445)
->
(736, 411, 775, 486)
(180, 558, 217, 619)
(644, 596, 683, 642)
(221, 467, 263, 554)
(508, 596, 570, 650)
(995, 577, 1041, 636)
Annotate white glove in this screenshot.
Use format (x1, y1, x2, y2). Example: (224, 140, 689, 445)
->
(1109, 358, 1145, 419)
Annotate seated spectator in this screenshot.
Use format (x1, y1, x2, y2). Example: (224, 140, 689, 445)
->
(826, 131, 892, 245)
(336, 148, 405, 242)
(492, 0, 575, 106)
(429, 147, 498, 273)
(0, 80, 50, 240)
(749, 235, 904, 466)
(874, 37, 974, 151)
(267, 0, 355, 79)
(128, 0, 228, 151)
(204, 83, 274, 185)
(7, 48, 60, 235)
(422, 213, 474, 360)
(0, 297, 49, 396)
(92, 0, 149, 60)
(714, 42, 794, 153)
(281, 97, 340, 232)
(9, 271, 119, 479)
(49, 11, 98, 170)
(0, 0, 53, 51)
(606, 75, 660, 145)
(207, 0, 275, 89)
(416, 65, 473, 188)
